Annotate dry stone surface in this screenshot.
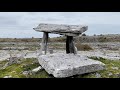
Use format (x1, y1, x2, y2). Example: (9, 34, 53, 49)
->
(33, 23, 88, 36)
(38, 53, 105, 78)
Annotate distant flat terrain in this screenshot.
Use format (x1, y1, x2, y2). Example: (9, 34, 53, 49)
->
(0, 34, 120, 78)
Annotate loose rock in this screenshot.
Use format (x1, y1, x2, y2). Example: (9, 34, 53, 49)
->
(22, 71, 29, 75)
(32, 66, 43, 73)
(111, 67, 119, 70)
(4, 75, 12, 78)
(108, 72, 113, 76)
(95, 73, 101, 78)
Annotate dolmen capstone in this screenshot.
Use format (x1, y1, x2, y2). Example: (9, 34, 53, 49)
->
(33, 23, 88, 36)
(33, 23, 105, 78)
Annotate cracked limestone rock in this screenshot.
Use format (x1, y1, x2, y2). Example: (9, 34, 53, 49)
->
(33, 23, 88, 36)
(32, 66, 43, 73)
(38, 53, 105, 78)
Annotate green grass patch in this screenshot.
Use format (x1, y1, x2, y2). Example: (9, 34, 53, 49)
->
(0, 58, 37, 78)
(28, 70, 53, 78)
(1, 56, 120, 78)
(75, 56, 120, 78)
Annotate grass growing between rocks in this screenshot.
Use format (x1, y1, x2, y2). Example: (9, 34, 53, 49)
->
(0, 58, 51, 78)
(76, 57, 120, 78)
(0, 57, 120, 78)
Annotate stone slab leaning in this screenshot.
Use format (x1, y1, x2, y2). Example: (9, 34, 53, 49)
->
(38, 54, 105, 78)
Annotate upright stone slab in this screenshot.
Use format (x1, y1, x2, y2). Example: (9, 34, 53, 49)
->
(40, 32, 49, 54)
(33, 23, 88, 54)
(66, 36, 76, 54)
(38, 54, 105, 78)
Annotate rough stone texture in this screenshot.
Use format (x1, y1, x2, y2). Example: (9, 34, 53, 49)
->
(33, 23, 88, 36)
(32, 66, 43, 73)
(4, 75, 12, 78)
(95, 73, 101, 78)
(22, 71, 32, 76)
(111, 67, 119, 70)
(22, 71, 30, 76)
(38, 53, 105, 78)
(40, 32, 49, 55)
(78, 50, 120, 60)
(2, 57, 22, 69)
(108, 72, 113, 76)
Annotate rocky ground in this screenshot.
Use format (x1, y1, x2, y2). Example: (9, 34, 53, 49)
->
(0, 55, 120, 78)
(0, 49, 119, 62)
(0, 41, 120, 78)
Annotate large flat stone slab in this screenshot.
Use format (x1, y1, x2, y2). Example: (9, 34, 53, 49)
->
(33, 23, 88, 36)
(38, 54, 105, 78)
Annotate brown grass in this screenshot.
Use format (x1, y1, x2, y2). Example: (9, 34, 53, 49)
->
(75, 43, 93, 51)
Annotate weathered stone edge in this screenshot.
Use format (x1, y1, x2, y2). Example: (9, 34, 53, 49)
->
(38, 56, 105, 78)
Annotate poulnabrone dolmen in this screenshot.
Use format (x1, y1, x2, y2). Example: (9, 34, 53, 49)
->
(33, 23, 105, 78)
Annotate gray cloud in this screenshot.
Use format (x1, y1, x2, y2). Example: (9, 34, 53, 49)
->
(0, 12, 120, 38)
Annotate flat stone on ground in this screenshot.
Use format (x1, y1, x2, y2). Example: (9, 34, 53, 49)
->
(38, 53, 105, 78)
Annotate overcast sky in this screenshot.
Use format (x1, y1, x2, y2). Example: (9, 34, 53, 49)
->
(0, 12, 120, 38)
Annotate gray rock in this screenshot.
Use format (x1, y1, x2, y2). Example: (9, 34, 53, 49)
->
(108, 72, 113, 76)
(22, 70, 34, 76)
(116, 73, 120, 78)
(4, 75, 12, 78)
(32, 66, 43, 73)
(38, 53, 105, 78)
(2, 56, 22, 69)
(22, 71, 30, 76)
(95, 73, 101, 78)
(33, 23, 88, 36)
(111, 67, 119, 70)
(8, 57, 20, 65)
(49, 49, 53, 54)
